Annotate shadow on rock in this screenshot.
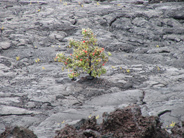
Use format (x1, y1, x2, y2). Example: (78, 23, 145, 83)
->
(77, 77, 133, 90)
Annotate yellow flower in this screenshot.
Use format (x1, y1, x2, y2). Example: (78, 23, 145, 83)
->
(170, 121, 175, 127)
(126, 69, 130, 73)
(97, 2, 100, 6)
(156, 45, 159, 48)
(35, 58, 40, 63)
(117, 4, 121, 6)
(62, 120, 65, 124)
(119, 67, 122, 70)
(96, 115, 99, 119)
(63, 2, 67, 6)
(16, 56, 20, 61)
(157, 66, 160, 71)
(42, 67, 45, 70)
(111, 66, 116, 69)
(88, 114, 92, 118)
(38, 9, 41, 12)
(1, 26, 4, 30)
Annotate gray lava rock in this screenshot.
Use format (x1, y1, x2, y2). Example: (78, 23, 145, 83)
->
(0, 0, 184, 138)
(0, 42, 11, 50)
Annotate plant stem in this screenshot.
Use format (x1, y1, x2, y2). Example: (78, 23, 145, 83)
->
(89, 55, 92, 76)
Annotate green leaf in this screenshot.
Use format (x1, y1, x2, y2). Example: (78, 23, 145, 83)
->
(107, 52, 112, 56)
(87, 70, 91, 74)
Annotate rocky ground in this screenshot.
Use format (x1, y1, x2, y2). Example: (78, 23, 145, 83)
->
(0, 0, 184, 137)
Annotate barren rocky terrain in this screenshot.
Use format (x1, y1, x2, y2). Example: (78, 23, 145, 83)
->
(0, 0, 184, 137)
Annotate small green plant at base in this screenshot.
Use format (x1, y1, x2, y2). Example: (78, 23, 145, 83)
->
(165, 121, 176, 132)
(56, 28, 111, 79)
(166, 121, 176, 128)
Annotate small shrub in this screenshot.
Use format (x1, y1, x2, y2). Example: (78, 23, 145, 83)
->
(56, 28, 111, 79)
